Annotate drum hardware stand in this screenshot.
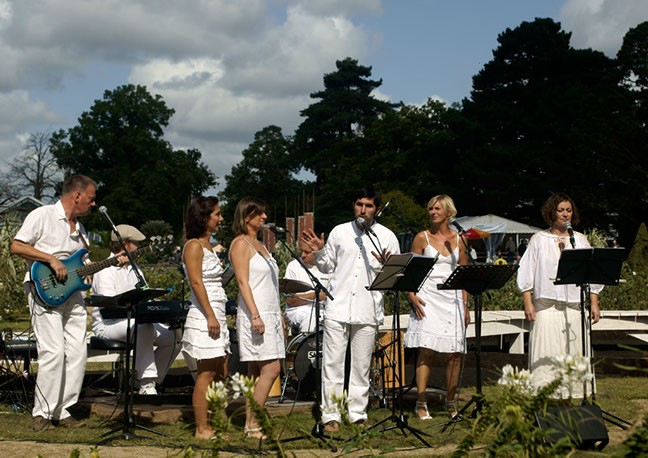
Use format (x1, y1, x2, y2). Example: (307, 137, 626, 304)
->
(91, 287, 168, 443)
(273, 236, 337, 448)
(439, 264, 518, 433)
(365, 253, 437, 447)
(554, 247, 631, 430)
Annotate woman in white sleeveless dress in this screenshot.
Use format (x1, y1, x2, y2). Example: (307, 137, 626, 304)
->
(404, 194, 469, 420)
(181, 196, 228, 439)
(230, 197, 285, 439)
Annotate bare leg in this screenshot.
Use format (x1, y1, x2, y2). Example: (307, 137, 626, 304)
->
(245, 359, 281, 431)
(415, 348, 434, 418)
(445, 352, 461, 402)
(193, 357, 227, 439)
(445, 352, 462, 417)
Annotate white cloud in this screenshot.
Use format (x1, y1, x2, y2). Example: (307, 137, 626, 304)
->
(0, 90, 62, 169)
(559, 0, 648, 56)
(0, 0, 376, 189)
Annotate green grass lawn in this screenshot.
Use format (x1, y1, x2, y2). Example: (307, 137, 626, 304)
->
(0, 376, 645, 456)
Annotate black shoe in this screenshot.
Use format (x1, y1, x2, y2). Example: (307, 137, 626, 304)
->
(56, 416, 86, 428)
(31, 416, 54, 431)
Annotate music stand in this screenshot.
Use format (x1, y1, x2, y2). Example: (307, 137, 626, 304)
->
(367, 253, 437, 447)
(554, 247, 631, 429)
(90, 287, 168, 443)
(439, 264, 518, 432)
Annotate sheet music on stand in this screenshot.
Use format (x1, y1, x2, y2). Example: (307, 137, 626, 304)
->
(369, 253, 437, 292)
(438, 264, 518, 296)
(554, 248, 626, 286)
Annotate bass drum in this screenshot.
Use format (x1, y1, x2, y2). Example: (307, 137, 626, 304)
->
(227, 327, 247, 377)
(284, 331, 323, 398)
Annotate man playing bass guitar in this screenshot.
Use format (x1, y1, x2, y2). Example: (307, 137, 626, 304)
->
(10, 174, 97, 431)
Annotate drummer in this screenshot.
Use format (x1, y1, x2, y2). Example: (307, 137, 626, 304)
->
(283, 241, 329, 334)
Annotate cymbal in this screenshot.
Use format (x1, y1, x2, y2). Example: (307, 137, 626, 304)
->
(279, 278, 312, 293)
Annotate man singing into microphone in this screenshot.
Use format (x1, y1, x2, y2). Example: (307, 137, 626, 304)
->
(301, 188, 400, 432)
(10, 174, 97, 430)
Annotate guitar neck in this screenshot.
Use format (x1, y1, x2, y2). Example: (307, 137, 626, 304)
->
(76, 246, 152, 277)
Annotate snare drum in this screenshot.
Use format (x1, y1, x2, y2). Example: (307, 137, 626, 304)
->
(284, 330, 323, 396)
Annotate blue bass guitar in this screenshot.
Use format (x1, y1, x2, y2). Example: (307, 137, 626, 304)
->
(30, 236, 171, 307)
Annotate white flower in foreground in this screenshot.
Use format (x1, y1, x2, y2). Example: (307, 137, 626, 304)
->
(551, 353, 593, 396)
(229, 372, 256, 400)
(498, 364, 535, 395)
(205, 380, 228, 403)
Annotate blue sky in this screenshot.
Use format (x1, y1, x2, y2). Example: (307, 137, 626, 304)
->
(0, 0, 645, 193)
(360, 1, 564, 105)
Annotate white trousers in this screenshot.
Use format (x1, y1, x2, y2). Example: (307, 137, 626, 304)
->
(27, 284, 87, 421)
(285, 305, 318, 333)
(96, 319, 180, 384)
(321, 319, 376, 424)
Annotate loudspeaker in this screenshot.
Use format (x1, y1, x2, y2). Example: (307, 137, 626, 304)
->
(536, 404, 609, 451)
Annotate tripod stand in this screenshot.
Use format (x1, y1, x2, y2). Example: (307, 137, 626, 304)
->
(367, 253, 437, 447)
(554, 247, 632, 430)
(90, 287, 168, 443)
(439, 264, 518, 432)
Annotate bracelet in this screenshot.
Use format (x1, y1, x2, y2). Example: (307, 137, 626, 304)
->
(252, 315, 260, 320)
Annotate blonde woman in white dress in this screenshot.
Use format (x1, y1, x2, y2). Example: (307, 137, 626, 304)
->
(517, 193, 602, 399)
(230, 197, 285, 439)
(404, 195, 469, 420)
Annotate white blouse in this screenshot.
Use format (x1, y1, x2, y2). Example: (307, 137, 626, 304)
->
(517, 229, 603, 304)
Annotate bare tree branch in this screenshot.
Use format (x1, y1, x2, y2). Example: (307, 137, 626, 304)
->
(6, 131, 63, 202)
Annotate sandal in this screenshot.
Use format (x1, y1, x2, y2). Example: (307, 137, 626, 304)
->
(244, 425, 267, 440)
(446, 400, 461, 420)
(416, 401, 432, 420)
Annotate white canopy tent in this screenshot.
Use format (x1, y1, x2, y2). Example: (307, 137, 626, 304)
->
(454, 214, 543, 262)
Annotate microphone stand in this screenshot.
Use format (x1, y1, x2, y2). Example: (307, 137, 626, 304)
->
(274, 234, 336, 447)
(97, 207, 159, 442)
(359, 220, 386, 263)
(98, 207, 148, 289)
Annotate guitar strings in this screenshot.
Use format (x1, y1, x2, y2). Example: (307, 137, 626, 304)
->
(36, 237, 170, 289)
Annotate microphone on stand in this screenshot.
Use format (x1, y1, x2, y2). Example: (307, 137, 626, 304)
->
(356, 217, 376, 236)
(564, 221, 575, 248)
(376, 199, 392, 218)
(449, 217, 467, 235)
(98, 205, 118, 233)
(261, 224, 287, 235)
(98, 206, 148, 289)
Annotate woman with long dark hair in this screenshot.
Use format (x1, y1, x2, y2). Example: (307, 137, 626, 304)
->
(181, 196, 228, 439)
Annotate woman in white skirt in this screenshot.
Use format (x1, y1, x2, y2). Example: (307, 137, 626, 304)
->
(404, 194, 469, 420)
(517, 193, 603, 399)
(230, 197, 285, 439)
(182, 196, 228, 439)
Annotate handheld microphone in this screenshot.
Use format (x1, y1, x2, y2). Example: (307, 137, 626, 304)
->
(262, 224, 287, 234)
(564, 221, 575, 248)
(356, 217, 376, 236)
(449, 217, 466, 234)
(376, 199, 392, 218)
